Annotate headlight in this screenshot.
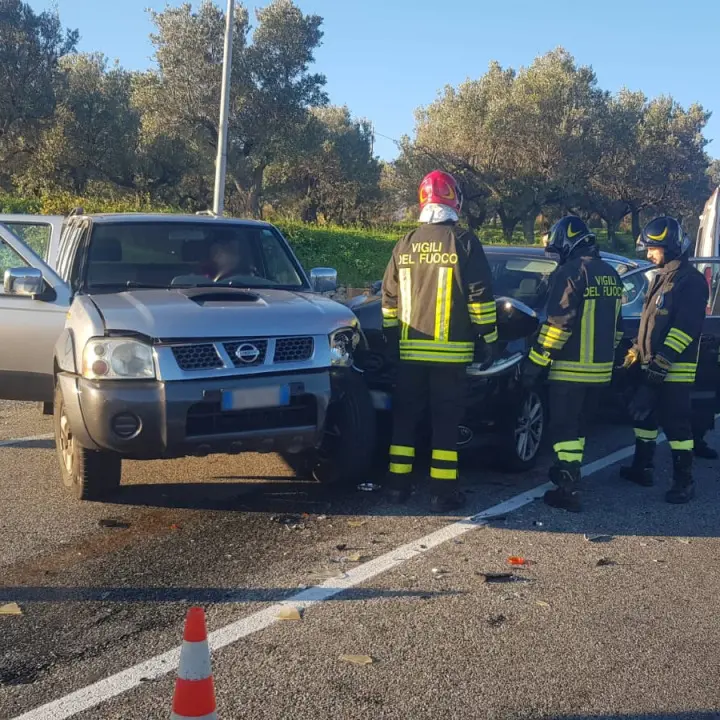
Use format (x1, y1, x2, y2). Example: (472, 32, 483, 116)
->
(329, 327, 360, 367)
(82, 338, 156, 380)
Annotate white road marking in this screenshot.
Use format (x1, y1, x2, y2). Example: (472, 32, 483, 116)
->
(6, 431, 686, 720)
(0, 434, 53, 448)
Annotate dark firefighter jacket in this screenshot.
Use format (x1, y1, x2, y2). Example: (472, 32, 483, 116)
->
(634, 257, 709, 383)
(381, 222, 497, 364)
(528, 246, 624, 384)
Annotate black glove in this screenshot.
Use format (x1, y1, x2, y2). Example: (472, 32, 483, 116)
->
(646, 353, 672, 385)
(628, 384, 659, 423)
(473, 337, 495, 371)
(520, 354, 549, 391)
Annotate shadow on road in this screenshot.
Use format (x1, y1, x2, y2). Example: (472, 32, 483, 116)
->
(0, 585, 460, 604)
(559, 713, 720, 720)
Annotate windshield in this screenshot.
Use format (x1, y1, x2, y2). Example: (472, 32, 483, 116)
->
(83, 222, 305, 292)
(487, 255, 557, 310)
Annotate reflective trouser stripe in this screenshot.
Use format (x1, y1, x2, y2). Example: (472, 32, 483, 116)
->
(389, 444, 415, 475)
(389, 463, 413, 474)
(529, 348, 551, 367)
(553, 439, 584, 464)
(634, 428, 659, 442)
(669, 440, 694, 451)
(430, 448, 458, 481)
(390, 445, 415, 458)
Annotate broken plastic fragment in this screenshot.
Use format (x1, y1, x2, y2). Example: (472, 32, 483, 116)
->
(0, 602, 22, 616)
(277, 606, 302, 621)
(347, 520, 367, 528)
(596, 558, 616, 567)
(99, 518, 131, 529)
(584, 534, 613, 543)
(336, 543, 347, 551)
(479, 572, 515, 583)
(676, 538, 692, 545)
(507, 556, 526, 566)
(340, 654, 374, 665)
(169, 524, 181, 531)
(536, 601, 551, 608)
(487, 614, 507, 627)
(346, 553, 368, 563)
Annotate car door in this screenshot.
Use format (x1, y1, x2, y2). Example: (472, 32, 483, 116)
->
(0, 214, 64, 267)
(690, 258, 720, 397)
(0, 223, 72, 402)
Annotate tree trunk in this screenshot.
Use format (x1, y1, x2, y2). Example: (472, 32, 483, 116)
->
(631, 206, 642, 241)
(498, 209, 519, 242)
(606, 219, 619, 250)
(522, 213, 536, 245)
(248, 164, 266, 219)
(465, 209, 487, 230)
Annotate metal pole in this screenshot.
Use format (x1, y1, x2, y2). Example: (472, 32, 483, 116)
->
(213, 0, 235, 216)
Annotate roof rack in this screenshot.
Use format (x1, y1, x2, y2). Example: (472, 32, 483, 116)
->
(68, 206, 85, 217)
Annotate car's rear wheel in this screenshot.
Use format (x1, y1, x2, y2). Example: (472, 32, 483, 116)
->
(54, 384, 122, 501)
(285, 372, 376, 486)
(500, 388, 546, 472)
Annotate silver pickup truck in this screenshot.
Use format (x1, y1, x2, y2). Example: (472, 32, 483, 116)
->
(0, 211, 375, 500)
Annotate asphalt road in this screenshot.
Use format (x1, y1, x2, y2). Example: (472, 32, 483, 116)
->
(1, 400, 720, 720)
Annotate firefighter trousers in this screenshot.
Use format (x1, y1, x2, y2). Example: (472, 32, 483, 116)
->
(633, 382, 693, 457)
(387, 363, 466, 494)
(548, 383, 597, 473)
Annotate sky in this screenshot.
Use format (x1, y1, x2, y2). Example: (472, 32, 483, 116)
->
(31, 0, 720, 161)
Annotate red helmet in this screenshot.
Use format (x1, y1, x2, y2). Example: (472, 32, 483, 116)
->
(418, 170, 463, 212)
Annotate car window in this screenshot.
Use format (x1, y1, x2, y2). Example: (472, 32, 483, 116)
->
(487, 256, 557, 310)
(692, 260, 720, 316)
(83, 222, 305, 291)
(4, 222, 52, 259)
(0, 239, 30, 294)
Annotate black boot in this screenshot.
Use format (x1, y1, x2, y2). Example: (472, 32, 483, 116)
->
(544, 464, 582, 513)
(384, 473, 412, 504)
(666, 450, 695, 504)
(620, 440, 655, 487)
(428, 484, 466, 514)
(694, 437, 718, 460)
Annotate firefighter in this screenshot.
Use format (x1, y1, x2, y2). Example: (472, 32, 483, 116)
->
(522, 217, 624, 512)
(381, 170, 498, 513)
(620, 216, 709, 503)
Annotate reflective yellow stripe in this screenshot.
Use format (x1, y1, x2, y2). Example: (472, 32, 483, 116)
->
(664, 337, 685, 354)
(669, 440, 694, 451)
(434, 267, 453, 343)
(399, 268, 412, 342)
(382, 307, 398, 318)
(539, 325, 570, 341)
(430, 467, 457, 480)
(634, 428, 659, 441)
(529, 348, 551, 367)
(580, 298, 596, 365)
(468, 301, 496, 313)
(400, 350, 474, 363)
(551, 361, 613, 372)
(668, 363, 698, 371)
(667, 327, 693, 346)
(483, 328, 498, 344)
(665, 374, 696, 383)
(547, 372, 611, 383)
(432, 449, 458, 461)
(390, 445, 415, 458)
(666, 361, 697, 383)
(578, 437, 586, 450)
(383, 318, 399, 328)
(389, 463, 413, 474)
(554, 440, 584, 452)
(557, 451, 583, 463)
(540, 335, 566, 350)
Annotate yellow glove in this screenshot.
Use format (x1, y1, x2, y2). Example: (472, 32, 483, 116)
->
(622, 348, 639, 369)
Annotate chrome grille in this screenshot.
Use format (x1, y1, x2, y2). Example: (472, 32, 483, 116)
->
(274, 337, 314, 363)
(172, 344, 223, 371)
(223, 339, 268, 368)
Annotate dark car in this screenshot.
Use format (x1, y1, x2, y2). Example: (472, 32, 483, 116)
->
(348, 247, 717, 472)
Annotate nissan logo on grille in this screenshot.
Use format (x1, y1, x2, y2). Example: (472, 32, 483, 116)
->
(235, 343, 261, 364)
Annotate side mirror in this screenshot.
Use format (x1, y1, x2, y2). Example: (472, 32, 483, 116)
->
(310, 267, 337, 293)
(3, 267, 44, 297)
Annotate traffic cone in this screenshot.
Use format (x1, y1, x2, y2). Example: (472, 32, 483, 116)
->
(172, 607, 218, 719)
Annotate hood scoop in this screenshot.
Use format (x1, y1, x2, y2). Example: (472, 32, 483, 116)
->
(180, 287, 263, 307)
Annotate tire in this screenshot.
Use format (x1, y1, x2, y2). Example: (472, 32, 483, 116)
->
(53, 384, 122, 501)
(499, 387, 546, 472)
(288, 372, 377, 485)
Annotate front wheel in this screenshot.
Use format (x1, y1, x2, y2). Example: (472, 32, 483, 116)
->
(499, 387, 546, 472)
(54, 384, 122, 501)
(286, 372, 377, 485)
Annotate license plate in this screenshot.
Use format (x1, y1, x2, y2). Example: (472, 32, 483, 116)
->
(221, 385, 290, 411)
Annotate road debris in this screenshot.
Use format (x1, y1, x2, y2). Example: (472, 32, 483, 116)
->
(596, 558, 617, 567)
(277, 606, 302, 621)
(345, 553, 369, 563)
(336, 543, 347, 551)
(347, 519, 367, 528)
(478, 572, 515, 584)
(536, 601, 551, 608)
(584, 534, 613, 543)
(169, 523, 181, 531)
(358, 483, 381, 492)
(676, 538, 692, 545)
(98, 518, 131, 529)
(316, 515, 328, 521)
(431, 567, 449, 577)
(0, 603, 23, 616)
(487, 614, 507, 627)
(507, 556, 527, 566)
(340, 654, 374, 666)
